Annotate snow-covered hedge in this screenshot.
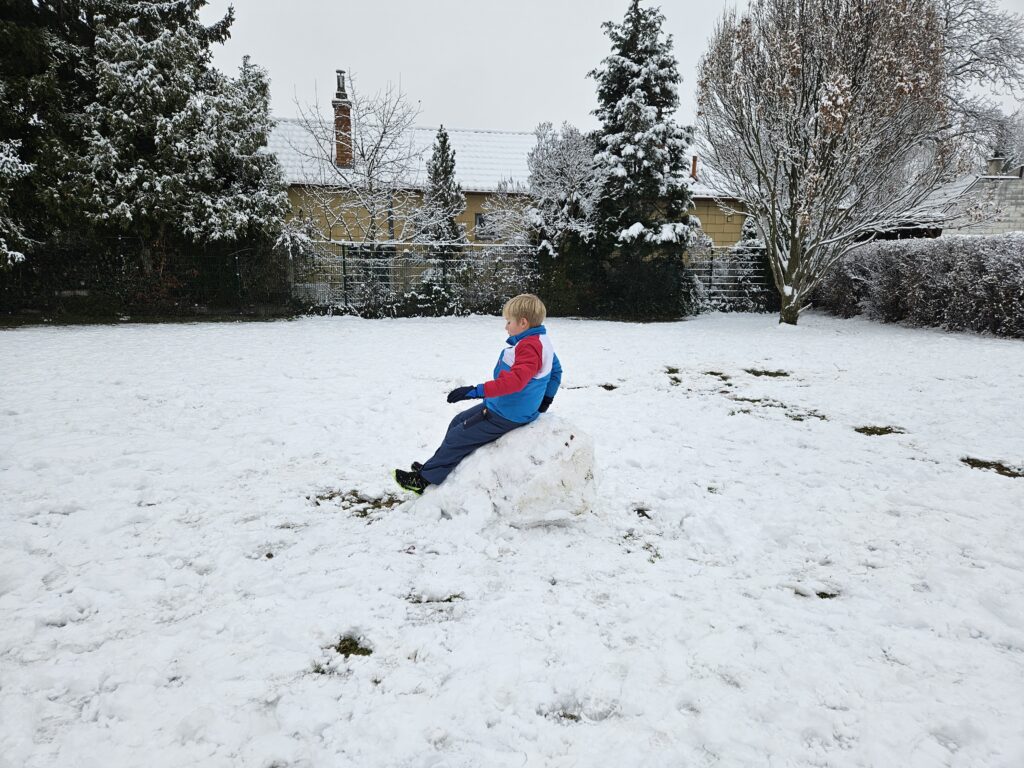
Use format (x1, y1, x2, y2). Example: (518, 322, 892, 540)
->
(815, 233, 1024, 338)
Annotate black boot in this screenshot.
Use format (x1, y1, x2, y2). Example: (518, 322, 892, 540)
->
(411, 461, 423, 472)
(394, 468, 429, 495)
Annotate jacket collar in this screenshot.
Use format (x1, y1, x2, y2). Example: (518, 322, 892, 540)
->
(507, 324, 546, 345)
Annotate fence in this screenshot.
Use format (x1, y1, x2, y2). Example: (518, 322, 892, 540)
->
(0, 238, 293, 317)
(292, 241, 539, 316)
(686, 246, 777, 312)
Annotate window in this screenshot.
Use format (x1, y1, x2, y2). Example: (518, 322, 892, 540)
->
(474, 213, 493, 242)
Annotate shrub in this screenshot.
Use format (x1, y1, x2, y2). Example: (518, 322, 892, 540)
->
(815, 233, 1024, 338)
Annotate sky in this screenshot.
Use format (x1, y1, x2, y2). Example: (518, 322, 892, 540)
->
(202, 0, 1024, 134)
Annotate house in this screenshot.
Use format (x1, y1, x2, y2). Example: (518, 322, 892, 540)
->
(941, 158, 1024, 235)
(266, 71, 747, 247)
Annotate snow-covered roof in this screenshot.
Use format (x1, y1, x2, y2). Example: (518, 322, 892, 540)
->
(688, 164, 732, 201)
(269, 116, 734, 199)
(268, 118, 535, 194)
(926, 173, 983, 211)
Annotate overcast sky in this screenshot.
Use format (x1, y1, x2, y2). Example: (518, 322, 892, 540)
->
(202, 0, 1024, 133)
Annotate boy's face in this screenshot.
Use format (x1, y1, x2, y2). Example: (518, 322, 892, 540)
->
(505, 315, 530, 337)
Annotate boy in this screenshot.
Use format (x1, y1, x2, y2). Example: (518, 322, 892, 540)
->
(394, 294, 563, 494)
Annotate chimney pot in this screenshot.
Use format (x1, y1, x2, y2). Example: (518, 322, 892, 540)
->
(335, 69, 349, 101)
(691, 154, 698, 181)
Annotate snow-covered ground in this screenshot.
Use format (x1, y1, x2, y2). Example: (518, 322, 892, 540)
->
(2, 313, 1023, 768)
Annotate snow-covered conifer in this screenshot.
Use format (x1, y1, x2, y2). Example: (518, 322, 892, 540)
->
(184, 56, 289, 242)
(0, 5, 95, 251)
(414, 126, 466, 244)
(589, 0, 694, 245)
(78, 1, 285, 245)
(588, 0, 695, 318)
(0, 138, 33, 266)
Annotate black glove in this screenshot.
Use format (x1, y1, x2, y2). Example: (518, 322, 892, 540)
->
(538, 396, 554, 413)
(447, 385, 480, 403)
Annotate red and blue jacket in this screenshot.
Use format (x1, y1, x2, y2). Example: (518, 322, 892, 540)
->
(480, 325, 562, 424)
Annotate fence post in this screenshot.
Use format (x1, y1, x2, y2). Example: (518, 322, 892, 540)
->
(342, 243, 348, 308)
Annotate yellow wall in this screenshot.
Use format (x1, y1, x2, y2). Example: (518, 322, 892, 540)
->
(287, 185, 746, 246)
(288, 186, 502, 243)
(692, 198, 746, 246)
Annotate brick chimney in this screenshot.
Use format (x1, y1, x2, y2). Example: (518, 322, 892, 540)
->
(332, 69, 353, 169)
(691, 154, 698, 181)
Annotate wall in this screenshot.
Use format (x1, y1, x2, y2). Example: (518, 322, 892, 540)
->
(287, 185, 748, 246)
(692, 197, 745, 246)
(287, 187, 504, 243)
(965, 176, 1024, 236)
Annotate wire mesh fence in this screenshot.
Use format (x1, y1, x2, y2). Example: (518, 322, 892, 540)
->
(0, 238, 291, 317)
(292, 241, 540, 316)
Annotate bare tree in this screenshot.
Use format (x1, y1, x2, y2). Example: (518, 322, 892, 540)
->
(937, 0, 1024, 159)
(479, 179, 532, 246)
(697, 0, 962, 325)
(990, 107, 1024, 170)
(526, 122, 604, 255)
(292, 73, 453, 246)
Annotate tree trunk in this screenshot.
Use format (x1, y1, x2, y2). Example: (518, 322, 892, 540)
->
(779, 296, 800, 325)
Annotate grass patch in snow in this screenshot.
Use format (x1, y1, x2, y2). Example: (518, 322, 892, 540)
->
(599, 383, 619, 391)
(331, 635, 373, 658)
(744, 368, 790, 377)
(961, 457, 1024, 479)
(786, 409, 828, 422)
(730, 396, 784, 407)
(665, 366, 680, 375)
(855, 425, 906, 436)
(727, 395, 826, 422)
(309, 489, 403, 518)
(789, 583, 841, 599)
(310, 661, 335, 675)
(406, 592, 465, 604)
(703, 370, 732, 381)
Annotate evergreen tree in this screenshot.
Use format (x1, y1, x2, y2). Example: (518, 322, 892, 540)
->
(589, 0, 695, 318)
(77, 0, 285, 247)
(415, 126, 466, 244)
(0, 1, 96, 245)
(181, 56, 288, 243)
(0, 136, 33, 266)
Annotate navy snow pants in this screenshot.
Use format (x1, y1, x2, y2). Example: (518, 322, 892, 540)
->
(419, 402, 524, 485)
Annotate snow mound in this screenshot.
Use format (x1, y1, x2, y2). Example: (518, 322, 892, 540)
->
(413, 416, 596, 526)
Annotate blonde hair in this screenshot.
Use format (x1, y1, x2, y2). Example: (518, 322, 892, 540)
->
(502, 293, 547, 327)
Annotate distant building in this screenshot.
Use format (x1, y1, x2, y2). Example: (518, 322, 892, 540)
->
(941, 158, 1024, 236)
(266, 71, 747, 247)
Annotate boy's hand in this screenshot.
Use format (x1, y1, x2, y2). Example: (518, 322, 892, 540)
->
(447, 385, 482, 403)
(539, 396, 554, 413)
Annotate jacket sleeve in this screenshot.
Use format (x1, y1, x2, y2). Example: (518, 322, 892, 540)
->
(545, 353, 562, 398)
(482, 338, 542, 398)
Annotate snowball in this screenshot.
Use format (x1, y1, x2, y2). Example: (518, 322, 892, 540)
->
(411, 416, 596, 527)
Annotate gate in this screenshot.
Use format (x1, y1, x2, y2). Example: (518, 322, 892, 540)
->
(686, 246, 776, 312)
